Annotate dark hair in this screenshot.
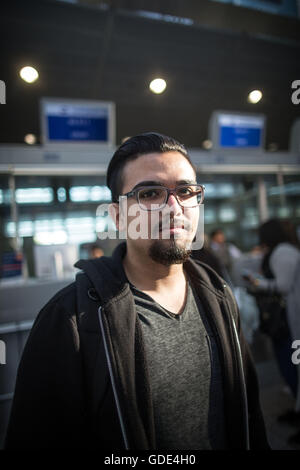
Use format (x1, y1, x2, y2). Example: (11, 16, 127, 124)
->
(283, 219, 300, 247)
(106, 132, 196, 203)
(90, 243, 103, 251)
(259, 218, 298, 251)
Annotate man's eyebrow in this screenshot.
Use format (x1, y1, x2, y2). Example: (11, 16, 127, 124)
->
(176, 179, 197, 185)
(131, 179, 197, 190)
(132, 181, 164, 190)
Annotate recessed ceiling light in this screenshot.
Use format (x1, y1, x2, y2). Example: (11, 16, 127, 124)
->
(248, 89, 262, 104)
(20, 66, 39, 83)
(24, 133, 36, 145)
(149, 78, 167, 94)
(202, 139, 213, 150)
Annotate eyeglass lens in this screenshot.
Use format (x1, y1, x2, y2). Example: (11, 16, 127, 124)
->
(137, 185, 203, 210)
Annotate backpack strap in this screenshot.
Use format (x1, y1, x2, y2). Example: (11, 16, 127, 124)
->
(75, 271, 101, 316)
(75, 271, 109, 427)
(74, 257, 123, 305)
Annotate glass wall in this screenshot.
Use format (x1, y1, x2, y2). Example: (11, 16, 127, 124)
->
(200, 174, 259, 251)
(0, 174, 118, 279)
(0, 170, 299, 278)
(200, 172, 300, 251)
(267, 174, 300, 229)
(6, 175, 112, 244)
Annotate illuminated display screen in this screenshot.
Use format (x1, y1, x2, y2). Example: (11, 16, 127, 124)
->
(41, 99, 115, 145)
(218, 114, 265, 148)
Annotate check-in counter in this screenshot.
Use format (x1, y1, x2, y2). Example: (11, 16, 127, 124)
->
(0, 276, 74, 448)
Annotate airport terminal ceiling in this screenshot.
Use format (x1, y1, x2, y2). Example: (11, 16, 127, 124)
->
(0, 172, 299, 256)
(0, 0, 300, 149)
(0, 0, 299, 261)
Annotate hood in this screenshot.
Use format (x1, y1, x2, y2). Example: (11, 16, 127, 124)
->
(74, 241, 228, 304)
(74, 242, 129, 305)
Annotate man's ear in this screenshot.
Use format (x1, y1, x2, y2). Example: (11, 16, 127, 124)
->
(109, 197, 128, 238)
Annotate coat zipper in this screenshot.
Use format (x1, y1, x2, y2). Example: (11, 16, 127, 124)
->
(97, 306, 130, 450)
(200, 287, 250, 449)
(205, 333, 213, 367)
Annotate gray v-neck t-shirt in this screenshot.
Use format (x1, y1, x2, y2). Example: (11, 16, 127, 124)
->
(130, 281, 227, 450)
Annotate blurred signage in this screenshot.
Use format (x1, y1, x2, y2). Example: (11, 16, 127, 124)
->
(209, 111, 266, 151)
(40, 98, 115, 146)
(219, 114, 264, 148)
(1, 251, 23, 278)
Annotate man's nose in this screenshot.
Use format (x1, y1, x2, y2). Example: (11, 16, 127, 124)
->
(166, 193, 183, 214)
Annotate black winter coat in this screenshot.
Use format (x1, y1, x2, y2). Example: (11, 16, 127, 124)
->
(5, 242, 270, 449)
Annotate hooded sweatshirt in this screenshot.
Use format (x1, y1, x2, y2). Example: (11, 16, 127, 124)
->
(5, 242, 269, 450)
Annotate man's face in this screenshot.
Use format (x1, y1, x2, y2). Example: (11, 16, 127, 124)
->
(213, 231, 225, 244)
(114, 151, 200, 265)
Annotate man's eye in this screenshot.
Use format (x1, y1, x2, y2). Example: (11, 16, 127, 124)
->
(177, 187, 193, 196)
(139, 189, 159, 199)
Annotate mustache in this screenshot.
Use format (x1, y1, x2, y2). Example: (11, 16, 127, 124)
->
(153, 217, 193, 233)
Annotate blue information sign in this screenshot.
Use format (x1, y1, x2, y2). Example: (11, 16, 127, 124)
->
(220, 126, 262, 148)
(218, 114, 265, 149)
(47, 115, 108, 141)
(41, 99, 115, 145)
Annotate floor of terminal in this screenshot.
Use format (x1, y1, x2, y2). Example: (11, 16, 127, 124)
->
(257, 363, 300, 450)
(251, 332, 300, 450)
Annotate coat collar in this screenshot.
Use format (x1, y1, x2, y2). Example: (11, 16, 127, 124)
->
(75, 241, 228, 307)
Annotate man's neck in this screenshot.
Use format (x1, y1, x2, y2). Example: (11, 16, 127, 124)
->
(123, 243, 186, 293)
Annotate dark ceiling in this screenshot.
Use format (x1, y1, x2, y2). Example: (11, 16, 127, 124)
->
(0, 0, 300, 150)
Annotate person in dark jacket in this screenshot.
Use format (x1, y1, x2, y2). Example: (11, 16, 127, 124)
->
(5, 132, 269, 450)
(191, 234, 225, 278)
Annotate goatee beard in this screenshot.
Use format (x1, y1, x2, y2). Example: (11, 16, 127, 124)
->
(148, 240, 191, 266)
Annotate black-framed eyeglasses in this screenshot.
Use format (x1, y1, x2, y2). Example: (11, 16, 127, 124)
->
(121, 184, 205, 211)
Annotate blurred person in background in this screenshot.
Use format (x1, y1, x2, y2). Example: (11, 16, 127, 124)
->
(244, 219, 300, 445)
(193, 235, 260, 345)
(89, 243, 104, 259)
(191, 233, 224, 278)
(209, 228, 242, 285)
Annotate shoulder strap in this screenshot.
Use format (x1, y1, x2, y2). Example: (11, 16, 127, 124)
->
(76, 269, 100, 305)
(74, 271, 111, 426)
(75, 256, 125, 305)
(74, 270, 102, 330)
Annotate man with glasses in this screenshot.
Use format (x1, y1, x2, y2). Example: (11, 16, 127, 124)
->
(5, 133, 269, 450)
